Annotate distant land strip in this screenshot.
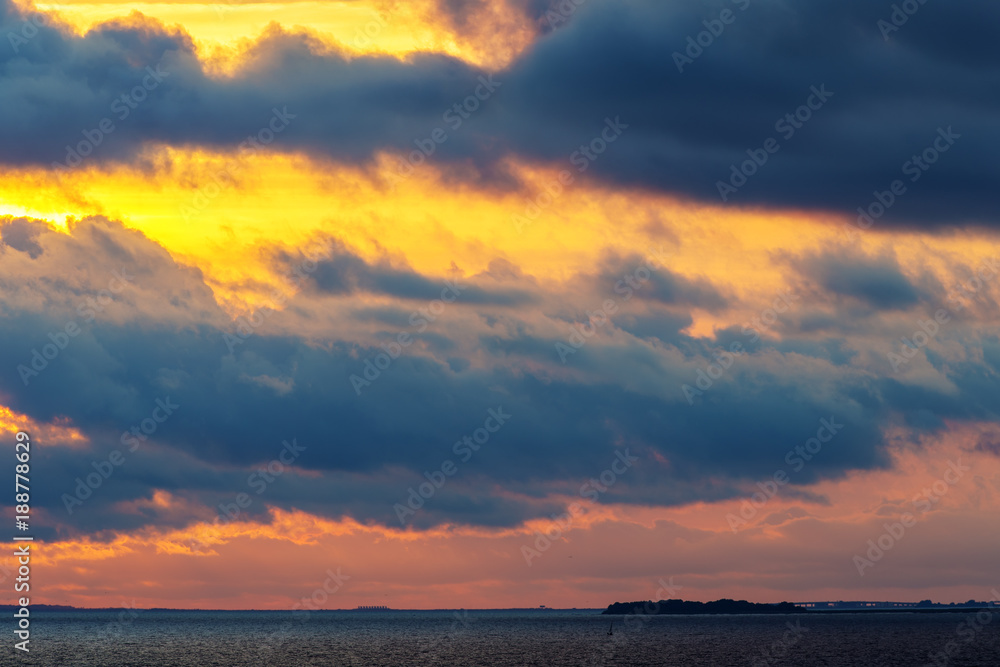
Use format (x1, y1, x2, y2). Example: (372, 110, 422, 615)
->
(602, 599, 1000, 615)
(603, 599, 805, 615)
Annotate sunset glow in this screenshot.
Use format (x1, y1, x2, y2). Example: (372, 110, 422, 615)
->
(2, 0, 999, 617)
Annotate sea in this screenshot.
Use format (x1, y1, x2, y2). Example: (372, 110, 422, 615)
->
(15, 609, 1000, 666)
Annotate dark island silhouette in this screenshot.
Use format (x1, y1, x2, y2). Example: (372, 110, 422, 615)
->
(602, 598, 1000, 615)
(603, 598, 805, 615)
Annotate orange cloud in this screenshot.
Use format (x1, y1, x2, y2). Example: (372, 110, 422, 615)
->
(0, 404, 89, 448)
(30, 0, 538, 70)
(7, 426, 997, 609)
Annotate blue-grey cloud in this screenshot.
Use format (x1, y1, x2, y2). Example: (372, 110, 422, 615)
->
(2, 212, 997, 540)
(803, 250, 922, 310)
(2, 0, 999, 228)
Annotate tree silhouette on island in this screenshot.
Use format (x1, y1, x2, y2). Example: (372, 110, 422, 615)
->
(602, 599, 805, 615)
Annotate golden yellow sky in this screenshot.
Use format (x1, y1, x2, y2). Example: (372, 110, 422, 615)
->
(4, 0, 1000, 612)
(31, 0, 535, 70)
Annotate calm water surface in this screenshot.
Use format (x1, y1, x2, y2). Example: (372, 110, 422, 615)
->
(18, 609, 1000, 666)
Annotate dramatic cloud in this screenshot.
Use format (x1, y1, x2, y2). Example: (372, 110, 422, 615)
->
(2, 215, 997, 542)
(2, 0, 999, 226)
(3, 0, 999, 610)
(798, 249, 923, 310)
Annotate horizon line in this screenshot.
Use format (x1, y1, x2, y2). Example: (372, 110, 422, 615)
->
(7, 599, 998, 613)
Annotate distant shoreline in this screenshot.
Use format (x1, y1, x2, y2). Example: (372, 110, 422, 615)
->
(797, 607, 998, 614)
(602, 598, 1000, 616)
(604, 607, 999, 615)
(4, 604, 996, 615)
(0, 605, 602, 613)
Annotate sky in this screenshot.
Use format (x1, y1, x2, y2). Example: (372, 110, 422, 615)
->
(1, 0, 999, 610)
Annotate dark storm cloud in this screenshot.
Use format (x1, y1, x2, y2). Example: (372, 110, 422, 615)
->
(1, 218, 44, 258)
(494, 0, 1000, 228)
(801, 250, 922, 310)
(3, 0, 1000, 226)
(281, 242, 535, 305)
(592, 251, 729, 311)
(614, 311, 693, 343)
(6, 215, 979, 539)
